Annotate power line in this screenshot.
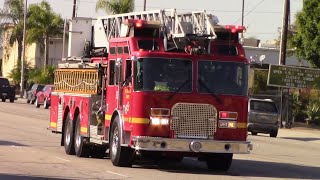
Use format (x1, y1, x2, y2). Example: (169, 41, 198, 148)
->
(233, 0, 266, 24)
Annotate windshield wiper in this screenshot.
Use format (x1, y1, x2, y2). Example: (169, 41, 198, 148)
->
(198, 78, 222, 104)
(167, 78, 191, 100)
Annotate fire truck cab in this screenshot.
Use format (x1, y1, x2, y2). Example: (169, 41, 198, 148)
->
(49, 9, 252, 171)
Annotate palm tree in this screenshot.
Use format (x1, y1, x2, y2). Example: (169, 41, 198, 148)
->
(0, 0, 25, 68)
(96, 0, 134, 14)
(27, 1, 63, 69)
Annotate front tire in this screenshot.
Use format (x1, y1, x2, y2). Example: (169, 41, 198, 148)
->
(74, 115, 90, 157)
(64, 113, 75, 155)
(10, 98, 14, 103)
(35, 98, 40, 108)
(206, 153, 233, 171)
(110, 116, 133, 167)
(1, 98, 5, 102)
(251, 132, 258, 135)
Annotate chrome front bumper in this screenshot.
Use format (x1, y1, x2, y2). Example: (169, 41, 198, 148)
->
(132, 137, 253, 154)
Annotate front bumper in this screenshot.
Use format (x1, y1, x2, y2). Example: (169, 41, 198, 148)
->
(132, 136, 253, 154)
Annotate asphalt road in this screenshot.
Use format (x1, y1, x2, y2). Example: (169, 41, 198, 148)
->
(0, 98, 319, 180)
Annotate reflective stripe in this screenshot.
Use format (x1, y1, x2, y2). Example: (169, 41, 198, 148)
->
(237, 122, 247, 129)
(50, 122, 57, 128)
(105, 114, 112, 121)
(131, 118, 150, 124)
(80, 127, 88, 133)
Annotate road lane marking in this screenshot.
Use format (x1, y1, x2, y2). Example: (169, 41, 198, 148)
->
(55, 157, 70, 162)
(106, 170, 128, 178)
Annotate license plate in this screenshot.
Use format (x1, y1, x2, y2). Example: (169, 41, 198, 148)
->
(2, 93, 7, 96)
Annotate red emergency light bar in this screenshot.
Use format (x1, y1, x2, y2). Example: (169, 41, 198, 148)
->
(224, 25, 246, 33)
(124, 19, 161, 28)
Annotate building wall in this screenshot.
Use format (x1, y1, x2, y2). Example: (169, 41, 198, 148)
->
(1, 27, 68, 79)
(244, 46, 310, 67)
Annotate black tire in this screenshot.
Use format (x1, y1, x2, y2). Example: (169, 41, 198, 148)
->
(110, 116, 133, 167)
(270, 130, 278, 138)
(64, 113, 75, 155)
(27, 99, 30, 103)
(35, 98, 40, 108)
(1, 98, 5, 102)
(31, 99, 36, 104)
(206, 153, 233, 171)
(43, 98, 49, 109)
(251, 132, 258, 135)
(74, 115, 90, 157)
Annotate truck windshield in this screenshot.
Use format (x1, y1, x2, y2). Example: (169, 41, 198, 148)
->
(134, 58, 192, 92)
(198, 61, 248, 96)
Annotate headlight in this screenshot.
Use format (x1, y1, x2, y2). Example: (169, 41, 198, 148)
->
(150, 117, 169, 125)
(219, 120, 237, 129)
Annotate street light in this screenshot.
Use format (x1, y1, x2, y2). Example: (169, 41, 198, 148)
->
(20, 0, 27, 98)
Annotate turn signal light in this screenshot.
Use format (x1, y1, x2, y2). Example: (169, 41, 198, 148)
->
(150, 108, 170, 117)
(219, 111, 238, 120)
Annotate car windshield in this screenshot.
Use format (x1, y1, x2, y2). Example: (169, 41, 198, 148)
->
(198, 61, 248, 96)
(0, 78, 9, 86)
(134, 58, 192, 92)
(250, 100, 278, 113)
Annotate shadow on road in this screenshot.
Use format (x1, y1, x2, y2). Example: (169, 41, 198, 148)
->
(231, 159, 320, 179)
(0, 140, 27, 146)
(132, 158, 320, 179)
(280, 137, 320, 142)
(0, 173, 97, 180)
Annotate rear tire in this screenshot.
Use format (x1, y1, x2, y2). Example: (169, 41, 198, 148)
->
(206, 153, 233, 171)
(27, 99, 30, 103)
(43, 98, 49, 109)
(74, 115, 90, 157)
(251, 132, 258, 135)
(110, 116, 133, 167)
(64, 113, 75, 155)
(10, 98, 14, 103)
(1, 98, 5, 102)
(270, 130, 278, 138)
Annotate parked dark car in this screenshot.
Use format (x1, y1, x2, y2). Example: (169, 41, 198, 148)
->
(27, 84, 45, 104)
(35, 84, 54, 109)
(248, 98, 280, 138)
(0, 77, 16, 103)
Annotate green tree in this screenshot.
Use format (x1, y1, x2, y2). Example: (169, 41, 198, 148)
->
(0, 0, 25, 68)
(28, 66, 55, 84)
(27, 1, 63, 69)
(291, 0, 320, 68)
(96, 0, 134, 14)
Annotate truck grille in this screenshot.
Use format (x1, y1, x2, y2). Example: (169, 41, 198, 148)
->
(170, 103, 217, 139)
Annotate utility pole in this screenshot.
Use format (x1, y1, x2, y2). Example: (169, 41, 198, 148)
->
(279, 0, 290, 65)
(241, 0, 245, 26)
(279, 0, 290, 128)
(20, 0, 27, 98)
(241, 0, 245, 39)
(72, 0, 77, 17)
(143, 0, 146, 11)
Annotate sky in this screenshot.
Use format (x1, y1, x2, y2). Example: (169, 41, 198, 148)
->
(0, 0, 303, 43)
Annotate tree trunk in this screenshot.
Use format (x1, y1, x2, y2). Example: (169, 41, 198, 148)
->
(17, 39, 23, 68)
(44, 36, 49, 69)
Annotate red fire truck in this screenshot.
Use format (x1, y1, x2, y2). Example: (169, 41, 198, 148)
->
(49, 9, 252, 171)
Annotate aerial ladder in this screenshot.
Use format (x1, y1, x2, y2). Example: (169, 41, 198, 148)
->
(92, 9, 220, 52)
